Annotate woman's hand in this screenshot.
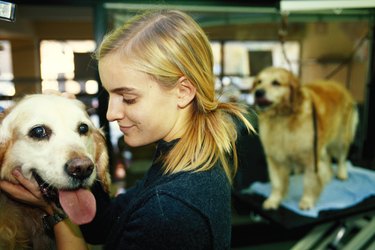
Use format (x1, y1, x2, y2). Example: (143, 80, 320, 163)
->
(0, 170, 89, 249)
(0, 169, 53, 214)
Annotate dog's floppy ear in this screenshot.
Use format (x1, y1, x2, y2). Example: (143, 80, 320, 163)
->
(0, 137, 9, 170)
(93, 129, 111, 192)
(288, 71, 302, 109)
(0, 110, 9, 170)
(0, 139, 12, 181)
(0, 105, 23, 181)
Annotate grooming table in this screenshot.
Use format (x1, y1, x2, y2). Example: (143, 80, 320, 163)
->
(234, 163, 375, 249)
(235, 193, 375, 249)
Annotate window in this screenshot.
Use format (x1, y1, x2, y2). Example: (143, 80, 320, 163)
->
(0, 40, 15, 97)
(40, 40, 98, 95)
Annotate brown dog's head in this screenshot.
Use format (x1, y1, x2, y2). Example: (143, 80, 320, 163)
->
(0, 94, 110, 224)
(251, 67, 300, 113)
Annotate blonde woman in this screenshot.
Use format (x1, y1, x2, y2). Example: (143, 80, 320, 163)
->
(0, 9, 253, 249)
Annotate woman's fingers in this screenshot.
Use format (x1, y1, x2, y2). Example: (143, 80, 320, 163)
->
(0, 180, 40, 204)
(12, 169, 41, 195)
(0, 170, 49, 209)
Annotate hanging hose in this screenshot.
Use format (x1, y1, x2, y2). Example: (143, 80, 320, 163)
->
(279, 13, 293, 72)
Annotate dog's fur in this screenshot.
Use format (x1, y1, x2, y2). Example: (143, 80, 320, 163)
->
(0, 94, 110, 249)
(252, 67, 358, 210)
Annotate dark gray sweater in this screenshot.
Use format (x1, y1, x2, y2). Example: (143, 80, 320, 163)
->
(80, 139, 231, 250)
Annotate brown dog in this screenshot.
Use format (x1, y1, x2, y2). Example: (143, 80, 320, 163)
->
(0, 94, 110, 249)
(252, 67, 358, 210)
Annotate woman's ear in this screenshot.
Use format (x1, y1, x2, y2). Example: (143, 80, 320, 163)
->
(176, 76, 196, 108)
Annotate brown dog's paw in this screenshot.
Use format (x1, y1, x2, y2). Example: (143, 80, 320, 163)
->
(299, 197, 315, 210)
(262, 198, 280, 210)
(336, 169, 348, 181)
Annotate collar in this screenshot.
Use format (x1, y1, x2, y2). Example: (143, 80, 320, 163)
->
(154, 138, 180, 160)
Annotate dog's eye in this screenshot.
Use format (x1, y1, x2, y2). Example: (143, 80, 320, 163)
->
(78, 123, 89, 135)
(254, 79, 261, 85)
(29, 125, 51, 140)
(272, 80, 281, 86)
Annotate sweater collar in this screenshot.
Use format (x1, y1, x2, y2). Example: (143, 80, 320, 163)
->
(143, 139, 180, 187)
(154, 138, 180, 159)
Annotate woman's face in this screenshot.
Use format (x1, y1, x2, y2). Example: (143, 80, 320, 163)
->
(99, 53, 182, 147)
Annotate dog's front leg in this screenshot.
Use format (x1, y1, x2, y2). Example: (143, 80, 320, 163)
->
(263, 159, 289, 210)
(300, 151, 333, 210)
(299, 168, 322, 210)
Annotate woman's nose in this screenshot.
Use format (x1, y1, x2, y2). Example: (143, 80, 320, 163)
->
(106, 98, 123, 122)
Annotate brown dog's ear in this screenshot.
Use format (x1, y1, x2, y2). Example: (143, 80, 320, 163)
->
(289, 71, 300, 88)
(288, 72, 302, 110)
(0, 140, 9, 171)
(93, 129, 111, 193)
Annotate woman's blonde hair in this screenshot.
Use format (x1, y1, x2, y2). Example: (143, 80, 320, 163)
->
(96, 9, 254, 183)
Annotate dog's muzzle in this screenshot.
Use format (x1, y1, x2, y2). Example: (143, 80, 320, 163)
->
(32, 157, 94, 206)
(254, 89, 273, 108)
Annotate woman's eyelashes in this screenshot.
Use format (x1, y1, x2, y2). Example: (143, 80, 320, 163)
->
(123, 97, 136, 104)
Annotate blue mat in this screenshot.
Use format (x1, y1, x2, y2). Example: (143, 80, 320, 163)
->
(242, 162, 375, 218)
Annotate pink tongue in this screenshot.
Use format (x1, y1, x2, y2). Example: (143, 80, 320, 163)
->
(58, 189, 96, 225)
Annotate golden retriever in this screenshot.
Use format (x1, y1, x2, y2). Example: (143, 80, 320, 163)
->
(252, 67, 358, 210)
(0, 94, 110, 249)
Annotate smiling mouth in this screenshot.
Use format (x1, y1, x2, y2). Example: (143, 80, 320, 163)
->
(255, 97, 273, 108)
(119, 125, 135, 133)
(32, 170, 98, 225)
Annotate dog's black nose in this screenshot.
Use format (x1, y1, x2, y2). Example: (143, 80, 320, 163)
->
(255, 89, 265, 98)
(65, 157, 94, 180)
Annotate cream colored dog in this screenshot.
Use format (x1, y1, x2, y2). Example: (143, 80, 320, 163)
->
(252, 67, 358, 210)
(0, 94, 110, 249)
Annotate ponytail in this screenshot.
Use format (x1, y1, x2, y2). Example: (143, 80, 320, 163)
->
(164, 102, 253, 183)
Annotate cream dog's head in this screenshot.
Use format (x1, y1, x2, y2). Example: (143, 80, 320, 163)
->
(0, 94, 109, 224)
(252, 67, 300, 112)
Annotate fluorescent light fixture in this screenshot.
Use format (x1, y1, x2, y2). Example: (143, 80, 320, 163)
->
(280, 0, 375, 12)
(104, 3, 276, 14)
(0, 0, 15, 22)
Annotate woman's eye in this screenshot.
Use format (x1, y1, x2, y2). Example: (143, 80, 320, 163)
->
(272, 80, 281, 87)
(123, 98, 136, 104)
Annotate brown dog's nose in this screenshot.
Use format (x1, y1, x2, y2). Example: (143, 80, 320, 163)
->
(255, 89, 265, 98)
(65, 157, 94, 180)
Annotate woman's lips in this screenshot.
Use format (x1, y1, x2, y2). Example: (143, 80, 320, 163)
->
(119, 125, 135, 133)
